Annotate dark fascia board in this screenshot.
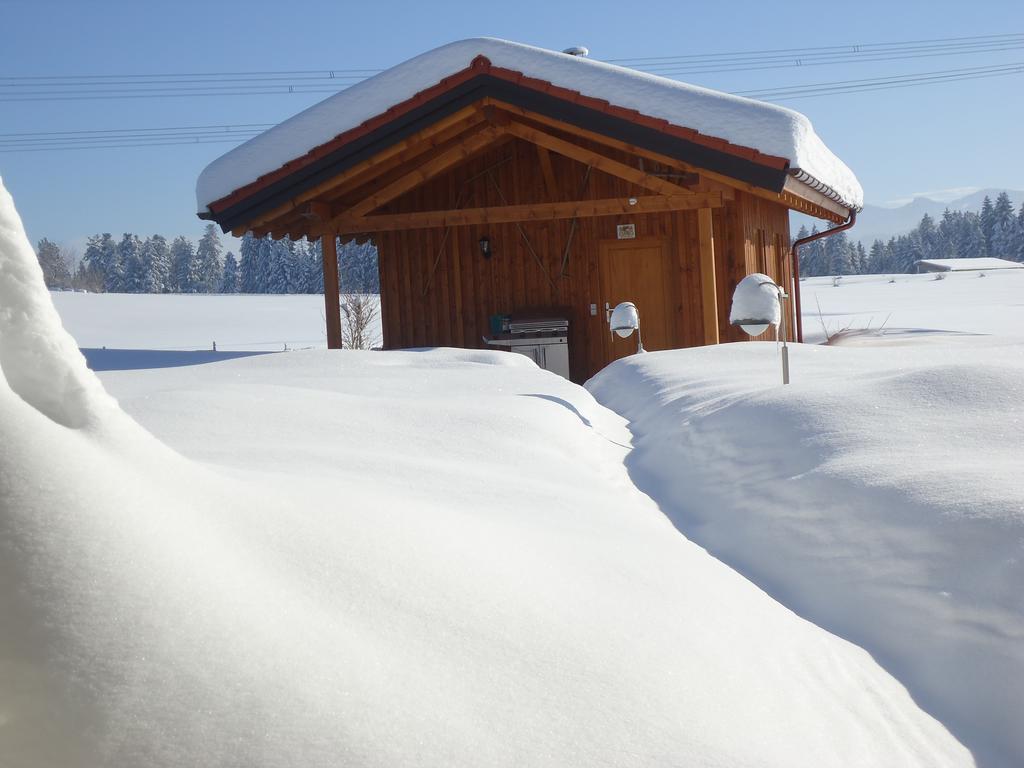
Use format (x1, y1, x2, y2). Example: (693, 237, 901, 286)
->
(209, 74, 790, 233)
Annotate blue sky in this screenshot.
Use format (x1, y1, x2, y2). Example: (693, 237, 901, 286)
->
(2, 0, 1023, 252)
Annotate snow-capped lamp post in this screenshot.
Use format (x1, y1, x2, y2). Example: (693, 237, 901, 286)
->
(609, 301, 644, 354)
(729, 273, 790, 385)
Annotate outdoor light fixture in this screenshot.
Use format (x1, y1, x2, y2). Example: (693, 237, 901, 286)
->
(609, 301, 644, 354)
(479, 236, 492, 259)
(729, 273, 791, 385)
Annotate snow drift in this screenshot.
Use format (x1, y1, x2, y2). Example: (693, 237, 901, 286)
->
(587, 341, 1024, 768)
(2, 173, 968, 767)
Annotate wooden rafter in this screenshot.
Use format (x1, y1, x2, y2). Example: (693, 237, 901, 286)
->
(536, 145, 559, 200)
(236, 106, 490, 236)
(322, 192, 724, 235)
(319, 112, 489, 205)
(319, 124, 507, 234)
(501, 118, 696, 197)
(484, 97, 848, 222)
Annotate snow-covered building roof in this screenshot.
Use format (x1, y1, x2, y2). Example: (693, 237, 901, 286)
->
(915, 257, 1024, 272)
(196, 38, 862, 224)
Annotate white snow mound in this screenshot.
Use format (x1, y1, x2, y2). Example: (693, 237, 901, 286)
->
(2, 177, 965, 766)
(196, 38, 862, 213)
(0, 180, 118, 428)
(588, 340, 1024, 768)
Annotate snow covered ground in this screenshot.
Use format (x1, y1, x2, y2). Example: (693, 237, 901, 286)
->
(1, 177, 974, 766)
(799, 270, 1024, 343)
(50, 290, 380, 352)
(588, 272, 1024, 767)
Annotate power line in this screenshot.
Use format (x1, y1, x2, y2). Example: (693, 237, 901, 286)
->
(632, 41, 1024, 77)
(0, 132, 264, 148)
(608, 32, 1024, 64)
(1, 32, 1021, 102)
(5, 35, 1024, 152)
(0, 137, 266, 153)
(0, 68, 380, 81)
(0, 123, 272, 152)
(0, 123, 275, 138)
(736, 61, 1024, 100)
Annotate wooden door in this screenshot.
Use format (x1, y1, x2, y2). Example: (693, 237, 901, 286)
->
(598, 238, 674, 364)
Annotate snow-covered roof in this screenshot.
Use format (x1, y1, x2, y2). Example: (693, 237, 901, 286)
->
(196, 38, 862, 215)
(916, 257, 1024, 271)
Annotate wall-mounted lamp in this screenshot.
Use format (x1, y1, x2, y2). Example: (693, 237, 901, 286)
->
(479, 236, 492, 259)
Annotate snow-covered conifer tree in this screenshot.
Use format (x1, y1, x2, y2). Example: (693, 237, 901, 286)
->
(307, 238, 324, 293)
(170, 236, 198, 293)
(117, 233, 143, 293)
(220, 251, 239, 293)
(980, 196, 995, 256)
(867, 240, 885, 273)
(854, 241, 868, 274)
(238, 232, 258, 293)
(36, 238, 71, 289)
(140, 235, 171, 293)
(195, 223, 224, 293)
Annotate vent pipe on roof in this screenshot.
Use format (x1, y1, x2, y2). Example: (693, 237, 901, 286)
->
(562, 46, 589, 57)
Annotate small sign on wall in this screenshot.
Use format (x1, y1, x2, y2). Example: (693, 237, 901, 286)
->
(616, 223, 636, 240)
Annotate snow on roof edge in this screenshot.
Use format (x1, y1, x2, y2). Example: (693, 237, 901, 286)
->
(196, 38, 863, 215)
(916, 257, 1024, 271)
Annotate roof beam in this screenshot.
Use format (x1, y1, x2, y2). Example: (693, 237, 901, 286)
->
(321, 124, 507, 233)
(323, 192, 724, 235)
(536, 145, 559, 200)
(501, 118, 695, 197)
(482, 97, 846, 218)
(237, 106, 489, 234)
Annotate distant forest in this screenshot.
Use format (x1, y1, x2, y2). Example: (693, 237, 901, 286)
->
(36, 192, 1024, 291)
(36, 224, 379, 294)
(798, 191, 1024, 276)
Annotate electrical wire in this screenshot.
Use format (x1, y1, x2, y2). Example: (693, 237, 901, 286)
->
(608, 32, 1024, 64)
(0, 137, 265, 153)
(2, 32, 1021, 102)
(0, 123, 273, 152)
(736, 61, 1024, 100)
(4, 33, 1024, 151)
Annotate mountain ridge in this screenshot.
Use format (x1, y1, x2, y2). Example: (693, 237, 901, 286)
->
(794, 188, 1024, 244)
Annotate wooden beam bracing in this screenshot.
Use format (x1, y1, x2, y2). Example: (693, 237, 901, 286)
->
(324, 124, 506, 231)
(319, 112, 489, 205)
(239, 105, 489, 234)
(536, 145, 559, 200)
(502, 119, 696, 197)
(483, 98, 836, 219)
(324, 192, 724, 235)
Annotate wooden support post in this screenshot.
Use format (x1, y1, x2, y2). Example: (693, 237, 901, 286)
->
(697, 207, 720, 345)
(322, 233, 342, 349)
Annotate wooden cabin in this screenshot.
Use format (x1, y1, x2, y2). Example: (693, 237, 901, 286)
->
(197, 39, 861, 382)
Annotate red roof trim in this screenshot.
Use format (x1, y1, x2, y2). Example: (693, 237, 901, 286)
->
(207, 56, 790, 215)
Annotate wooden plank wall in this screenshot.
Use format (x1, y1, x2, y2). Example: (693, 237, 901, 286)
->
(374, 134, 792, 380)
(714, 190, 794, 343)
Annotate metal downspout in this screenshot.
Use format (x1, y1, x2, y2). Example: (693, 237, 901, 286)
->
(790, 210, 857, 342)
